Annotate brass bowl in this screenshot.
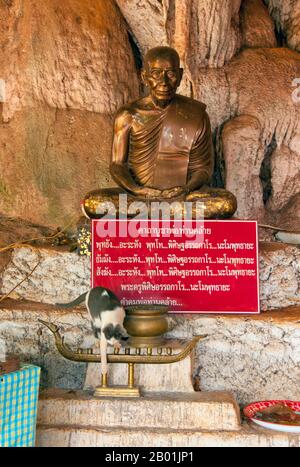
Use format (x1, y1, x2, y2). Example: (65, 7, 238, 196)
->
(124, 305, 169, 347)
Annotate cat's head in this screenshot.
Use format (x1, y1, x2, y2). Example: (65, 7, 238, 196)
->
(103, 324, 129, 346)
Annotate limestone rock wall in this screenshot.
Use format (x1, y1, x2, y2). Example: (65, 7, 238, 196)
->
(1, 244, 299, 311)
(116, 0, 242, 68)
(241, 0, 278, 48)
(0, 0, 139, 121)
(0, 0, 299, 227)
(0, 0, 139, 226)
(213, 48, 300, 220)
(266, 0, 300, 52)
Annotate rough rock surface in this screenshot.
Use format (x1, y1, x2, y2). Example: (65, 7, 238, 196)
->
(195, 47, 300, 133)
(0, 300, 299, 405)
(267, 145, 300, 212)
(195, 48, 300, 220)
(275, 193, 300, 231)
(0, 108, 115, 226)
(0, 0, 139, 121)
(0, 0, 139, 226)
(170, 309, 300, 404)
(221, 115, 265, 220)
(0, 246, 90, 304)
(241, 0, 277, 48)
(266, 0, 300, 52)
(0, 216, 56, 280)
(116, 0, 242, 69)
(115, 0, 169, 55)
(1, 243, 299, 311)
(259, 243, 300, 310)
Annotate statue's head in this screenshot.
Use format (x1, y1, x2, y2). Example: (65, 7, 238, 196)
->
(142, 46, 183, 106)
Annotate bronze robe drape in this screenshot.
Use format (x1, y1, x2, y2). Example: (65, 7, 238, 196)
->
(128, 95, 213, 190)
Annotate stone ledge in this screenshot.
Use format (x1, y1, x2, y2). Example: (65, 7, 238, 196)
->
(0, 298, 299, 321)
(172, 306, 300, 324)
(0, 300, 299, 404)
(0, 242, 299, 310)
(38, 389, 241, 432)
(36, 423, 300, 447)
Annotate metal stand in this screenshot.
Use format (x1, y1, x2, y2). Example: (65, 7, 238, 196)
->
(40, 320, 206, 398)
(94, 363, 140, 398)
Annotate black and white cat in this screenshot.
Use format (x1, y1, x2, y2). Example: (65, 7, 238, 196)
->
(56, 287, 129, 376)
(57, 286, 129, 345)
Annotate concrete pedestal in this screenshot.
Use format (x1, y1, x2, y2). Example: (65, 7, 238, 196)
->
(37, 389, 300, 447)
(37, 424, 300, 448)
(38, 388, 241, 432)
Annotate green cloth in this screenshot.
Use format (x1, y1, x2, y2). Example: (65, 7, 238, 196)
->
(0, 364, 41, 447)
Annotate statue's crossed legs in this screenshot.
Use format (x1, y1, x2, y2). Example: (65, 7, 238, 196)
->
(83, 187, 237, 220)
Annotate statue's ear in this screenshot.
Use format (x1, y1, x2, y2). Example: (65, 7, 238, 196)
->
(178, 67, 184, 85)
(141, 69, 148, 87)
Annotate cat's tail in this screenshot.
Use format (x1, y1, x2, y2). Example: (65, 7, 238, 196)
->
(56, 292, 88, 309)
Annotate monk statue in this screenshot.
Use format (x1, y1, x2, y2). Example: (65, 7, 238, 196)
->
(83, 46, 237, 219)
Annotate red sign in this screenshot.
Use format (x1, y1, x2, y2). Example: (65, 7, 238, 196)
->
(92, 220, 259, 314)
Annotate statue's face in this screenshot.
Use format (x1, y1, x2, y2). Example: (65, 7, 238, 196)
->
(142, 55, 183, 105)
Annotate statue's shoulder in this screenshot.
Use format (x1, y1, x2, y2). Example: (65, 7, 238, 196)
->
(115, 104, 134, 119)
(175, 94, 207, 115)
(114, 98, 147, 122)
(114, 103, 137, 129)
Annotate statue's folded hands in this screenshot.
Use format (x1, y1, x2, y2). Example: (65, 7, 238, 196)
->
(160, 187, 186, 199)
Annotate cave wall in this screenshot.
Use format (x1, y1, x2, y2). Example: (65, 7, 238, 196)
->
(0, 0, 139, 226)
(0, 0, 299, 228)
